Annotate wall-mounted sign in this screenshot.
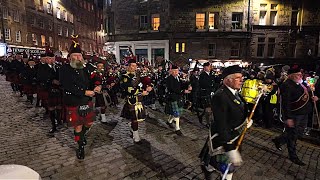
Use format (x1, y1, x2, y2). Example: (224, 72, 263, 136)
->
(8, 46, 45, 55)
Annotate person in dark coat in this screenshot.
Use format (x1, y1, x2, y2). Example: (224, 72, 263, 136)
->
(21, 57, 37, 104)
(165, 65, 192, 135)
(199, 62, 215, 126)
(272, 66, 318, 166)
(199, 65, 250, 180)
(60, 35, 101, 159)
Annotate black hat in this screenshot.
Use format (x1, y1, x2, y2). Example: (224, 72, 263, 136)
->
(203, 62, 210, 67)
(127, 59, 136, 64)
(69, 35, 82, 54)
(45, 46, 54, 57)
(222, 65, 242, 79)
(22, 51, 28, 59)
(287, 64, 301, 74)
(171, 64, 179, 70)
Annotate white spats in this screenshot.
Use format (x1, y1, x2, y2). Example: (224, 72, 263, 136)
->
(133, 130, 141, 142)
(101, 114, 107, 123)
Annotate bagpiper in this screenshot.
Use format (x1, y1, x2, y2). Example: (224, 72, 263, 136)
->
(120, 59, 152, 144)
(60, 35, 101, 159)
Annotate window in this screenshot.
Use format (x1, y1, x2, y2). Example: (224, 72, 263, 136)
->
(151, 14, 160, 31)
(181, 43, 185, 53)
(196, 13, 205, 30)
(175, 43, 179, 53)
(259, 11, 267, 25)
(291, 11, 299, 26)
(30, 16, 36, 26)
(230, 42, 240, 57)
(49, 36, 53, 47)
(39, 0, 44, 11)
(140, 15, 148, 31)
(232, 13, 243, 29)
(271, 4, 278, 10)
(64, 10, 67, 21)
(39, 19, 44, 29)
(32, 33, 37, 41)
(41, 35, 45, 46)
(70, 13, 74, 23)
(14, 10, 20, 22)
(71, 28, 74, 35)
(208, 43, 216, 57)
(65, 42, 68, 50)
(267, 38, 276, 57)
(208, 13, 218, 29)
(47, 2, 52, 14)
(288, 37, 296, 58)
(257, 37, 265, 57)
(58, 25, 62, 35)
(3, 7, 8, 19)
(48, 21, 53, 31)
(5, 29, 11, 41)
(16, 31, 21, 42)
(270, 11, 277, 26)
(65, 27, 69, 37)
(56, 7, 61, 19)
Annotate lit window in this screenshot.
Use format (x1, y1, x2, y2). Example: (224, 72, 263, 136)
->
(196, 13, 205, 30)
(151, 14, 160, 31)
(271, 4, 278, 10)
(181, 43, 186, 53)
(65, 28, 69, 37)
(259, 11, 267, 25)
(16, 31, 21, 42)
(56, 7, 61, 19)
(41, 35, 46, 46)
(47, 2, 52, 14)
(208, 13, 215, 29)
(63, 10, 67, 21)
(175, 43, 179, 52)
(49, 37, 53, 47)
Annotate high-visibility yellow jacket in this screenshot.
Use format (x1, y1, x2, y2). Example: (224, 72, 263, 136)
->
(241, 79, 262, 104)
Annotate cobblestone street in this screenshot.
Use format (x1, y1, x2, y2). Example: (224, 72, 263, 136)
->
(0, 76, 319, 180)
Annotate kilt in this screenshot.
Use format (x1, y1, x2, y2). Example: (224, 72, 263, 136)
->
(48, 95, 62, 107)
(5, 72, 14, 82)
(36, 86, 49, 101)
(66, 101, 95, 127)
(23, 84, 36, 95)
(165, 100, 183, 117)
(95, 93, 106, 107)
(121, 97, 146, 121)
(7, 73, 20, 84)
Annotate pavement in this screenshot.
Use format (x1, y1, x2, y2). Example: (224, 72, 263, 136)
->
(0, 76, 319, 180)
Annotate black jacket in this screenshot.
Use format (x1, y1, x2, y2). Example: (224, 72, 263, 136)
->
(59, 64, 92, 106)
(210, 85, 248, 152)
(280, 79, 312, 120)
(199, 71, 215, 95)
(166, 75, 182, 101)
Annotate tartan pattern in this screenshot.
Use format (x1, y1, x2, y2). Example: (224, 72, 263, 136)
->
(165, 100, 183, 117)
(36, 86, 49, 101)
(48, 96, 62, 107)
(66, 102, 95, 127)
(121, 99, 146, 121)
(95, 94, 106, 107)
(23, 84, 36, 95)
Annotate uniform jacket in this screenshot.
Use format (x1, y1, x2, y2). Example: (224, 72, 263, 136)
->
(199, 71, 215, 95)
(59, 64, 92, 106)
(210, 85, 248, 152)
(166, 75, 182, 102)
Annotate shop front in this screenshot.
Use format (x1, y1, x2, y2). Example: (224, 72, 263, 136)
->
(7, 45, 45, 56)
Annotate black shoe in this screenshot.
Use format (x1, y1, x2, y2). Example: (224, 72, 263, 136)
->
(198, 117, 203, 124)
(175, 130, 182, 136)
(272, 139, 282, 151)
(49, 128, 57, 133)
(290, 158, 306, 166)
(76, 145, 85, 159)
(166, 121, 174, 128)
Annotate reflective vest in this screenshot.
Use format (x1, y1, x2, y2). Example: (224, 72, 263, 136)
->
(241, 79, 261, 104)
(270, 93, 277, 104)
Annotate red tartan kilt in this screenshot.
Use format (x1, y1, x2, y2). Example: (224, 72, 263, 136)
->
(36, 87, 49, 101)
(48, 96, 62, 107)
(11, 74, 20, 84)
(5, 72, 13, 82)
(66, 101, 95, 127)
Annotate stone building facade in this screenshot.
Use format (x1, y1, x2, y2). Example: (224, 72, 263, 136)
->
(0, 0, 104, 57)
(104, 0, 320, 65)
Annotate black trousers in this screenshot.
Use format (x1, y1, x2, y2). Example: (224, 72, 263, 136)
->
(275, 114, 308, 159)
